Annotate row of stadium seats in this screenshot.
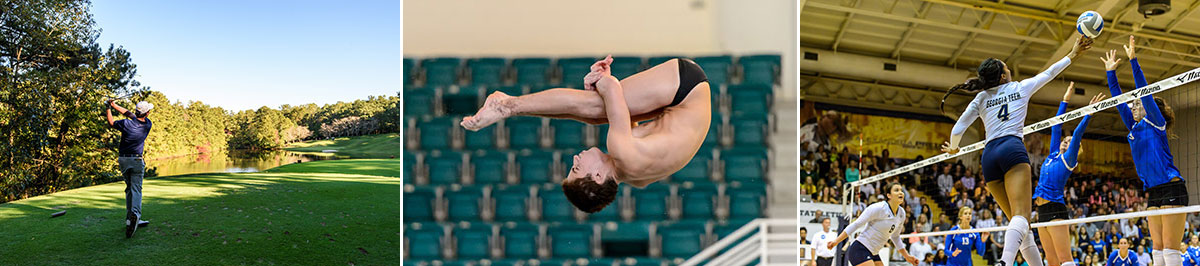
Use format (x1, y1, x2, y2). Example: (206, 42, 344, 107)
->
(403, 55, 781, 89)
(403, 147, 768, 186)
(403, 83, 773, 123)
(404, 182, 767, 223)
(404, 218, 752, 262)
(404, 106, 771, 151)
(404, 54, 780, 263)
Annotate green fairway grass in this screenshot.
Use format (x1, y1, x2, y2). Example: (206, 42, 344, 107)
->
(0, 159, 400, 265)
(285, 134, 400, 158)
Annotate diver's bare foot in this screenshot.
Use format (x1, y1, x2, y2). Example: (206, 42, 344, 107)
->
(461, 92, 513, 131)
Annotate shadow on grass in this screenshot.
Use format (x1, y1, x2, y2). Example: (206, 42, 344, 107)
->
(0, 171, 400, 265)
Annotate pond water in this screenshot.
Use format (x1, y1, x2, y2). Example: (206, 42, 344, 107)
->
(147, 150, 337, 177)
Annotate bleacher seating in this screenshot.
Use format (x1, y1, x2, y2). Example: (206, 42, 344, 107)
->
(403, 54, 776, 265)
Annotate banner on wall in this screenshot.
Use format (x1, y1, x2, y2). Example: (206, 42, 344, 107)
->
(828, 112, 956, 159)
(821, 108, 1134, 175)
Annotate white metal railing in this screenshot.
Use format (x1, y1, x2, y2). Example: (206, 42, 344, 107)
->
(681, 219, 798, 266)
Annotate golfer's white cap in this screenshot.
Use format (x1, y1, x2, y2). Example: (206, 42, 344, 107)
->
(136, 101, 154, 114)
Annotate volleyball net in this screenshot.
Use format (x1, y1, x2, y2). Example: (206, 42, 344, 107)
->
(839, 65, 1200, 233)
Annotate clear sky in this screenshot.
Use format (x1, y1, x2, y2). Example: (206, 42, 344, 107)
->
(91, 0, 400, 111)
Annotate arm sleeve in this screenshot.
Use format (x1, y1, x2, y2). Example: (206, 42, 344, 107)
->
(891, 211, 906, 251)
(122, 110, 138, 120)
(950, 97, 981, 142)
(1063, 115, 1092, 168)
(1021, 56, 1072, 96)
(1049, 101, 1067, 151)
(1109, 252, 1118, 265)
(1107, 70, 1136, 130)
(975, 234, 986, 256)
(1132, 58, 1149, 89)
(942, 235, 952, 252)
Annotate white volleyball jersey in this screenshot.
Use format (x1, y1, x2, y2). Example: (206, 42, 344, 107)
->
(843, 201, 907, 252)
(951, 56, 1072, 142)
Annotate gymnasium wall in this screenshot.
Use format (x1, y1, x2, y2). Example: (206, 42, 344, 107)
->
(402, 0, 796, 98)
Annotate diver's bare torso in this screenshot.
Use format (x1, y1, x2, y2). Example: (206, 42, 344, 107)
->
(618, 81, 711, 187)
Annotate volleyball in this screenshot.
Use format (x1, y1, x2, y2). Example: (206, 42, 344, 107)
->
(1077, 11, 1104, 38)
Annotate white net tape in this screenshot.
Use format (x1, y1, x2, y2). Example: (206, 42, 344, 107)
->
(900, 205, 1200, 238)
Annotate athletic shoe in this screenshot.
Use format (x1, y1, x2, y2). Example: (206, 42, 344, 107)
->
(137, 220, 149, 228)
(126, 213, 139, 238)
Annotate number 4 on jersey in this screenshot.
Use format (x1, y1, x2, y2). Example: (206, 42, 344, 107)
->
(997, 104, 1011, 121)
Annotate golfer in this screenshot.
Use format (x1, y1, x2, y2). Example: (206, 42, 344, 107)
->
(106, 99, 154, 238)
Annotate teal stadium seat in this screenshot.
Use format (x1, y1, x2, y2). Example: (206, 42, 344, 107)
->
(585, 194, 621, 222)
(714, 218, 755, 239)
(443, 87, 481, 116)
(471, 151, 509, 185)
(463, 124, 497, 150)
(466, 57, 507, 87)
(647, 55, 684, 68)
(419, 117, 456, 150)
(609, 56, 643, 79)
(600, 221, 653, 257)
(517, 150, 555, 184)
(507, 117, 543, 149)
(558, 57, 596, 89)
(422, 57, 462, 87)
(446, 185, 486, 221)
(405, 222, 445, 259)
(595, 124, 609, 148)
(513, 58, 553, 87)
(728, 182, 768, 219)
(454, 222, 494, 260)
(540, 184, 576, 222)
(729, 114, 768, 147)
(551, 120, 588, 149)
(722, 147, 768, 183)
(489, 85, 524, 97)
(672, 148, 713, 183)
(427, 150, 465, 185)
(549, 223, 594, 258)
(500, 223, 541, 258)
(493, 184, 533, 222)
(403, 151, 419, 185)
(403, 185, 436, 221)
(679, 182, 718, 219)
(738, 54, 780, 86)
(704, 113, 723, 148)
(626, 258, 668, 266)
(404, 87, 436, 118)
(694, 56, 733, 86)
(404, 58, 415, 86)
(659, 220, 709, 259)
(728, 85, 771, 117)
(632, 183, 671, 220)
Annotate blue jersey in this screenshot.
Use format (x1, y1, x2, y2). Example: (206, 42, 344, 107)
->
(1108, 250, 1138, 266)
(1107, 59, 1182, 190)
(1186, 246, 1200, 266)
(944, 225, 985, 266)
(1034, 101, 1090, 204)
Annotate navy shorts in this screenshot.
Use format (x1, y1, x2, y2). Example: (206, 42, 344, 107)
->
(846, 240, 881, 266)
(981, 135, 1031, 183)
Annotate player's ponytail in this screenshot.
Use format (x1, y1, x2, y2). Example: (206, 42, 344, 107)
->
(941, 58, 1007, 116)
(1154, 97, 1177, 139)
